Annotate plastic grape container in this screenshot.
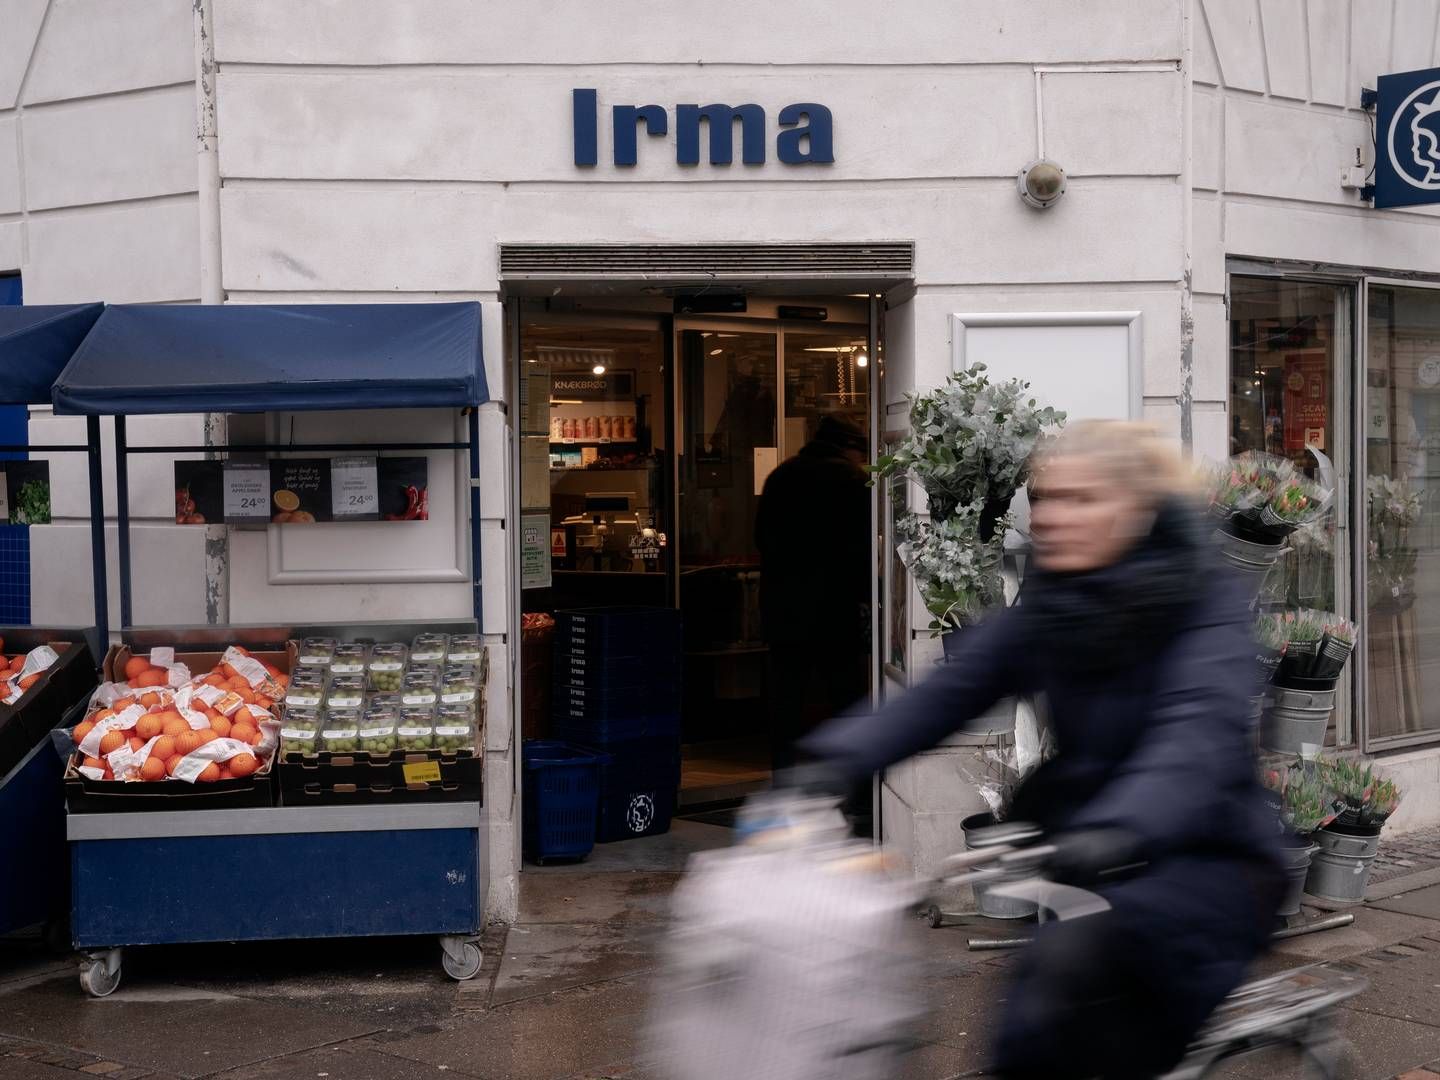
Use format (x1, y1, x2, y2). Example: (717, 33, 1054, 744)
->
(447, 634, 483, 664)
(329, 642, 368, 675)
(440, 665, 479, 705)
(324, 673, 367, 710)
(367, 643, 408, 691)
(281, 705, 321, 756)
(434, 704, 475, 754)
(358, 716, 399, 755)
(297, 637, 336, 668)
(320, 706, 363, 753)
(284, 669, 325, 709)
(401, 666, 439, 707)
(410, 633, 448, 665)
(397, 705, 436, 751)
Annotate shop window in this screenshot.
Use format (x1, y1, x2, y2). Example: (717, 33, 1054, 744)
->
(1365, 284, 1440, 745)
(1229, 275, 1355, 745)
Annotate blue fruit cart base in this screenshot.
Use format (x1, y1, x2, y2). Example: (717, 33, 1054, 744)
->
(0, 739, 68, 940)
(67, 802, 487, 997)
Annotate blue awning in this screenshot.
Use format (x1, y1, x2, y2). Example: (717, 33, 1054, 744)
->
(0, 304, 105, 405)
(53, 302, 487, 415)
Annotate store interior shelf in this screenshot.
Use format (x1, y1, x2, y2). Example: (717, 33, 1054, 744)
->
(550, 440, 637, 447)
(67, 801, 482, 842)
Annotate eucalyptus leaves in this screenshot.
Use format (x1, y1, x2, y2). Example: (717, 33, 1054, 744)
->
(874, 364, 1064, 631)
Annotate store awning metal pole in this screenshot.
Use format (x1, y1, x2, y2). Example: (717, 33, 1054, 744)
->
(114, 415, 132, 630)
(468, 408, 482, 626)
(85, 416, 109, 650)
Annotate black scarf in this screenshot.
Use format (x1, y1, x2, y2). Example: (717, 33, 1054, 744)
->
(1018, 499, 1210, 676)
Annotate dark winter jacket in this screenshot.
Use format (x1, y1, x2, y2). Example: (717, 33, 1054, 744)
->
(755, 438, 870, 647)
(801, 503, 1285, 1075)
(802, 514, 1281, 878)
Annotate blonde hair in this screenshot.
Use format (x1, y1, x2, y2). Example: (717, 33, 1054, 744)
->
(1030, 420, 1199, 509)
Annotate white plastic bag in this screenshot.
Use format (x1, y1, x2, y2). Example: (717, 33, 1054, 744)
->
(647, 793, 924, 1080)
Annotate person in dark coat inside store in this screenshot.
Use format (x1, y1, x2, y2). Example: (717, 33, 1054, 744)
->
(756, 416, 871, 774)
(800, 421, 1284, 1080)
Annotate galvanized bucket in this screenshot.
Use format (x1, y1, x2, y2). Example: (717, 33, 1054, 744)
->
(1276, 841, 1317, 917)
(1304, 827, 1382, 903)
(1260, 687, 1335, 756)
(962, 812, 1039, 920)
(1213, 530, 1288, 573)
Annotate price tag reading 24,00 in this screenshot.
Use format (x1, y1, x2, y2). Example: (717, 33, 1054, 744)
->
(223, 464, 270, 523)
(331, 456, 380, 520)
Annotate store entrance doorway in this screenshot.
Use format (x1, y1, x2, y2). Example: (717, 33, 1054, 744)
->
(514, 296, 875, 813)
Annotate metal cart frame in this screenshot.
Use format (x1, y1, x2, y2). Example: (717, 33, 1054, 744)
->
(51, 302, 492, 995)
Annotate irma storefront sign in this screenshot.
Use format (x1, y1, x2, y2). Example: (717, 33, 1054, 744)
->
(572, 89, 834, 166)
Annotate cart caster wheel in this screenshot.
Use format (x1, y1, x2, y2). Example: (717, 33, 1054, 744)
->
(441, 940, 483, 981)
(926, 905, 944, 929)
(79, 956, 120, 998)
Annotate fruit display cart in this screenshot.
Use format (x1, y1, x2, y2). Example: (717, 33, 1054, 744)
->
(49, 303, 491, 995)
(0, 304, 109, 939)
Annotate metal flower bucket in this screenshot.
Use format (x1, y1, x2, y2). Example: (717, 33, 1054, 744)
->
(1260, 687, 1335, 756)
(1304, 826, 1382, 903)
(961, 812, 1038, 920)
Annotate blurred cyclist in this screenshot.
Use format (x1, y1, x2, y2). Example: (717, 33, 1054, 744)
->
(800, 421, 1284, 1079)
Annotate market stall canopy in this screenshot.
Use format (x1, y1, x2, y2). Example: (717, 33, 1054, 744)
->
(52, 302, 487, 415)
(0, 303, 105, 405)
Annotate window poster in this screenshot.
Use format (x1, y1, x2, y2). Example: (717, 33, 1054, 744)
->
(174, 457, 430, 524)
(0, 461, 51, 525)
(1283, 353, 1329, 453)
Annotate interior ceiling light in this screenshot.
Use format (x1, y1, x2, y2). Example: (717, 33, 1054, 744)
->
(592, 364, 607, 375)
(856, 352, 869, 368)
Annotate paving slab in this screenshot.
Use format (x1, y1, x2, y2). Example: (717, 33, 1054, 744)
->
(1215, 1006, 1440, 1080)
(375, 972, 651, 1080)
(0, 1060, 127, 1080)
(527, 821, 729, 875)
(125, 936, 466, 1030)
(492, 922, 661, 1007)
(1372, 884, 1440, 923)
(1336, 942, 1440, 1028)
(207, 1044, 480, 1080)
(0, 973, 383, 1079)
(516, 872, 681, 927)
(1268, 907, 1440, 963)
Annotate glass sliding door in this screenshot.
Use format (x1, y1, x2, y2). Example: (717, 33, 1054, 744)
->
(1365, 283, 1440, 745)
(1229, 274, 1356, 746)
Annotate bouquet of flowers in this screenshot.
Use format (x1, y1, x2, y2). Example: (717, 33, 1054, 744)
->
(1367, 474, 1423, 614)
(874, 364, 1064, 633)
(1263, 760, 1343, 838)
(1273, 608, 1356, 684)
(1313, 754, 1402, 832)
(1208, 452, 1332, 545)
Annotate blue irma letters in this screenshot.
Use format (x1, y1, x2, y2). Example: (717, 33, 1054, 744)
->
(572, 89, 834, 167)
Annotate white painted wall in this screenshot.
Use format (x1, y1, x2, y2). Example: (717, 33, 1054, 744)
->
(19, 0, 1440, 905)
(206, 0, 1191, 903)
(0, 1, 206, 631)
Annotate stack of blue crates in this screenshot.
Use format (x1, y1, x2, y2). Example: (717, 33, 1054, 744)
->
(552, 606, 682, 842)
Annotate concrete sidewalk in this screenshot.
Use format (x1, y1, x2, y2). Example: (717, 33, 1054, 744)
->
(7, 821, 1440, 1079)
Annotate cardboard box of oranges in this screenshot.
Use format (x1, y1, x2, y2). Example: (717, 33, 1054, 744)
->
(0, 634, 97, 780)
(60, 643, 291, 813)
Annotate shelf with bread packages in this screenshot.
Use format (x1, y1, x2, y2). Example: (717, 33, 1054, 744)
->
(41, 301, 492, 994)
(0, 304, 108, 945)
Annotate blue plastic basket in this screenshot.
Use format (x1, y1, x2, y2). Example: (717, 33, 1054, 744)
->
(522, 741, 610, 863)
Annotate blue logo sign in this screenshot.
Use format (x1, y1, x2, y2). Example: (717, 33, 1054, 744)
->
(572, 89, 834, 168)
(1376, 67, 1440, 208)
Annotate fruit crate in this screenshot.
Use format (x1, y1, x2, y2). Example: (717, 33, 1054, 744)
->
(551, 606, 682, 660)
(552, 711, 681, 746)
(277, 750, 481, 805)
